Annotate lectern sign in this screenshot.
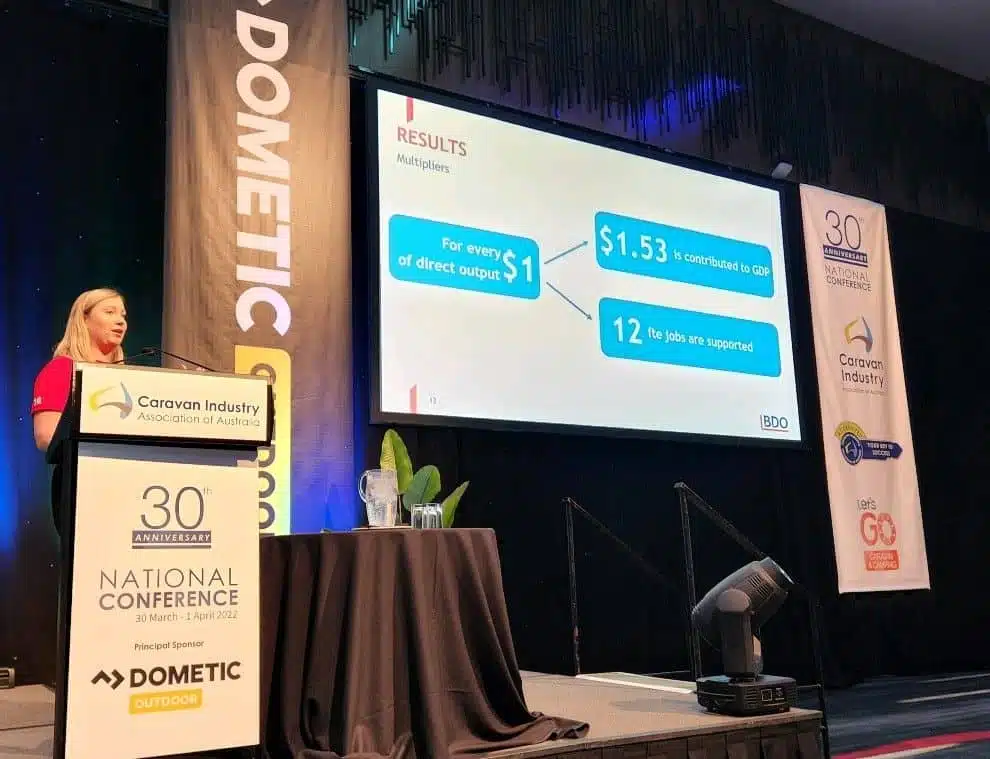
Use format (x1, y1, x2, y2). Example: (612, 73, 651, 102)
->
(65, 444, 260, 759)
(77, 364, 270, 444)
(54, 364, 267, 759)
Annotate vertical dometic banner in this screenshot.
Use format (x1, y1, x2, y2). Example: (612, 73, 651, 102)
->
(800, 185, 930, 593)
(164, 0, 355, 534)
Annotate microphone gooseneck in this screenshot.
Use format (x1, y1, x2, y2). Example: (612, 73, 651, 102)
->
(141, 346, 217, 373)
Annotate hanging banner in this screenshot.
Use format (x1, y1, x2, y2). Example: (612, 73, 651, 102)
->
(800, 185, 929, 593)
(163, 0, 354, 534)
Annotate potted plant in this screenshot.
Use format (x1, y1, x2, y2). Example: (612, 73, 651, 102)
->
(379, 429, 469, 528)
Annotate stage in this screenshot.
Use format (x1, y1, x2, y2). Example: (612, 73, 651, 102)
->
(0, 672, 822, 759)
(488, 672, 822, 758)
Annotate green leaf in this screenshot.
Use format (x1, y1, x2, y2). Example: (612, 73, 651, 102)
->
(380, 429, 414, 493)
(403, 465, 441, 510)
(441, 481, 470, 528)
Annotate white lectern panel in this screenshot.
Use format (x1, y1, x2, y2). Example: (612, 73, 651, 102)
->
(78, 364, 270, 444)
(64, 443, 260, 759)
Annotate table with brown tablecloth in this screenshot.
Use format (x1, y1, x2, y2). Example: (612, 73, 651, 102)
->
(257, 528, 589, 759)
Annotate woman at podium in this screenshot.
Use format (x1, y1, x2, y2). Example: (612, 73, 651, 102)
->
(31, 287, 128, 452)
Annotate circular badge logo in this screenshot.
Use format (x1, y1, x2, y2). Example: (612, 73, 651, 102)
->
(839, 432, 863, 465)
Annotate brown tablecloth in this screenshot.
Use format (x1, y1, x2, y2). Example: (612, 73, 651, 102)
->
(258, 529, 589, 759)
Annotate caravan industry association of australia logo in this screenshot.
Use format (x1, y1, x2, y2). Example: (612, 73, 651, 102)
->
(837, 316, 886, 395)
(844, 316, 874, 352)
(89, 383, 134, 419)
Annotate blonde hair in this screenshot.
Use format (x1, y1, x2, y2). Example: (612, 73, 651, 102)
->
(53, 288, 126, 363)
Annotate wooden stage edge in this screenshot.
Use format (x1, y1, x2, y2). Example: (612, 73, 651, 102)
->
(485, 671, 824, 759)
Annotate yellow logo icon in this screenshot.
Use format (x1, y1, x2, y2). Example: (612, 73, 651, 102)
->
(88, 383, 134, 419)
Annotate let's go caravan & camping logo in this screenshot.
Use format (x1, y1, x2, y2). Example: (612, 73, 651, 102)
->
(89, 383, 134, 419)
(856, 497, 899, 572)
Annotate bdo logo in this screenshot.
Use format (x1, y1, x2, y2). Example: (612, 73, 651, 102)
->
(89, 383, 134, 419)
(760, 414, 789, 433)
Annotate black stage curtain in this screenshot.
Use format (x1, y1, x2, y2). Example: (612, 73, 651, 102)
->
(347, 0, 990, 232)
(0, 2, 166, 684)
(821, 208, 990, 676)
(354, 92, 990, 686)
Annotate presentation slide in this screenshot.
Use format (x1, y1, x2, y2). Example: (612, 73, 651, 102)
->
(374, 87, 802, 442)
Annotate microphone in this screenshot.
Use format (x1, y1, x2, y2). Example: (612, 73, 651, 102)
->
(140, 346, 217, 373)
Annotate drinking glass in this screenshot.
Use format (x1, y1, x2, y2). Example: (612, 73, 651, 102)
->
(424, 503, 443, 529)
(411, 503, 427, 530)
(411, 503, 442, 529)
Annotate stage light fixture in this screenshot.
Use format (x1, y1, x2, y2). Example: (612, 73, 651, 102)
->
(691, 556, 798, 716)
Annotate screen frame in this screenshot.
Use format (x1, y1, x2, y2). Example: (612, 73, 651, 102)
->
(362, 72, 809, 450)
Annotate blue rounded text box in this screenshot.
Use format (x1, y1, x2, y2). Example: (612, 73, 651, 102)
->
(599, 297, 782, 377)
(389, 215, 541, 300)
(595, 211, 775, 298)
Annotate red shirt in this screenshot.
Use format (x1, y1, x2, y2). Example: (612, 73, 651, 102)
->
(32, 356, 73, 415)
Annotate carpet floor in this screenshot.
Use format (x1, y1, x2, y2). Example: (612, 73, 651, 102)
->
(800, 671, 990, 758)
(1, 672, 987, 758)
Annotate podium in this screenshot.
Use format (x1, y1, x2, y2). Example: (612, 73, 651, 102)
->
(48, 362, 273, 759)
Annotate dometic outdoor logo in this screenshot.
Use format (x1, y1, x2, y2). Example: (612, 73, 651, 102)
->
(231, 7, 295, 538)
(396, 96, 468, 158)
(91, 661, 241, 690)
(838, 316, 886, 394)
(834, 421, 903, 466)
(91, 661, 241, 716)
(89, 383, 134, 419)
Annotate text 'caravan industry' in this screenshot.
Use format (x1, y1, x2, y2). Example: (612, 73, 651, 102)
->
(133, 391, 263, 429)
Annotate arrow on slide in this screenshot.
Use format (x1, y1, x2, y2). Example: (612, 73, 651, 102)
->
(544, 240, 588, 265)
(546, 282, 592, 320)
